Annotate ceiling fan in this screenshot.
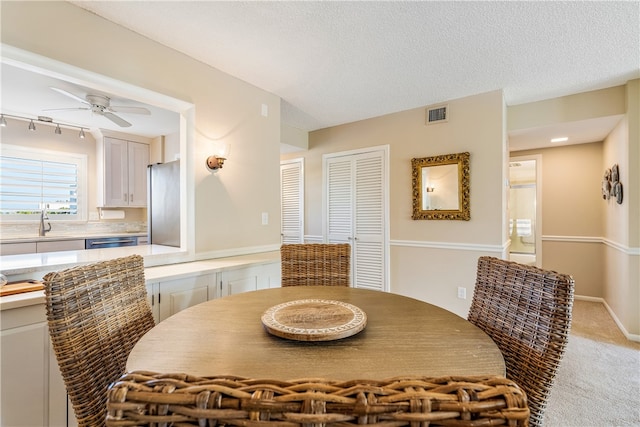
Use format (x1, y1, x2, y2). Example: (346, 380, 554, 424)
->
(44, 87, 151, 128)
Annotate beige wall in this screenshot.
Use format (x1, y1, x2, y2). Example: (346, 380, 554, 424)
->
(512, 81, 639, 338)
(282, 90, 507, 317)
(1, 1, 282, 257)
(602, 79, 640, 337)
(514, 142, 605, 297)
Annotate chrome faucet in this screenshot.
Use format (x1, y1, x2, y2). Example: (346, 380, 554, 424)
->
(39, 208, 52, 236)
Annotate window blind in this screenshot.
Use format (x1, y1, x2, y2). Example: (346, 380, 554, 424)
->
(0, 155, 79, 218)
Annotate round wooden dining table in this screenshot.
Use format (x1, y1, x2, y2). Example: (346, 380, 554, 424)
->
(127, 286, 505, 379)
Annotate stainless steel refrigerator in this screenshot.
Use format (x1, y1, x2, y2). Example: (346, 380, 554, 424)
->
(147, 161, 180, 247)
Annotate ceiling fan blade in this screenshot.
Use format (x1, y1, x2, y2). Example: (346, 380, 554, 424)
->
(49, 87, 90, 105)
(109, 105, 151, 115)
(42, 107, 91, 112)
(103, 112, 132, 127)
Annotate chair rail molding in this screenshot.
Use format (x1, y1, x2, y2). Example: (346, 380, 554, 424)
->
(391, 239, 505, 253)
(542, 235, 639, 256)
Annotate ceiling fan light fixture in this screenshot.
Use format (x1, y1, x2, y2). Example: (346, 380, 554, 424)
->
(28, 119, 36, 131)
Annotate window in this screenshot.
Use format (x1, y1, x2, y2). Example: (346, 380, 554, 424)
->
(0, 145, 87, 221)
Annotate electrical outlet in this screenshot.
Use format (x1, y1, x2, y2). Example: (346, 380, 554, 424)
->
(457, 287, 467, 299)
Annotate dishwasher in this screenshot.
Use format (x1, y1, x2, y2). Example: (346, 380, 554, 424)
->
(85, 236, 139, 249)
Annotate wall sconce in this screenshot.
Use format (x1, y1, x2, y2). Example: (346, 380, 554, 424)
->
(426, 186, 435, 193)
(206, 155, 226, 171)
(206, 142, 230, 172)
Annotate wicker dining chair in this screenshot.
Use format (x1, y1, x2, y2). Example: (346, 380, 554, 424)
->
(43, 254, 155, 427)
(106, 371, 530, 426)
(280, 243, 351, 287)
(468, 256, 574, 427)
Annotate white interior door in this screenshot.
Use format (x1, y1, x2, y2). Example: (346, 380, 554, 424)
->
(280, 159, 304, 243)
(324, 147, 388, 291)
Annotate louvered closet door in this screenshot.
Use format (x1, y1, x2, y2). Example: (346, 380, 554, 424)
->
(326, 150, 386, 291)
(280, 160, 304, 243)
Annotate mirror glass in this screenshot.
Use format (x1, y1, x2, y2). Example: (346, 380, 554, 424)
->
(412, 152, 470, 220)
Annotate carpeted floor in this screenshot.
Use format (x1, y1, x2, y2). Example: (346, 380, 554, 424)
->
(544, 300, 640, 426)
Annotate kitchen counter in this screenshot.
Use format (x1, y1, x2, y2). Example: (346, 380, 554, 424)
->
(0, 244, 185, 278)
(0, 250, 280, 311)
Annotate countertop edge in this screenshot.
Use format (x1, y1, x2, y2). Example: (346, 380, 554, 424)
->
(1, 251, 281, 311)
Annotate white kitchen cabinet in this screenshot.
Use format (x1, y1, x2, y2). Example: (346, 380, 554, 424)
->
(1, 304, 69, 427)
(220, 263, 281, 296)
(263, 262, 282, 288)
(1, 239, 85, 255)
(37, 239, 85, 253)
(144, 262, 280, 322)
(99, 137, 149, 207)
(146, 273, 217, 323)
(0, 241, 37, 255)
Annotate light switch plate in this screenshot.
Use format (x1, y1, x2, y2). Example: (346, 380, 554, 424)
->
(261, 212, 268, 225)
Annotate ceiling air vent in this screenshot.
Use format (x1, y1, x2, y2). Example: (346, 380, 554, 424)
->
(426, 105, 448, 125)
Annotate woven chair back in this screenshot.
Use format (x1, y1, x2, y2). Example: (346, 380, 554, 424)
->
(44, 255, 155, 427)
(468, 256, 574, 427)
(106, 371, 530, 425)
(281, 243, 351, 287)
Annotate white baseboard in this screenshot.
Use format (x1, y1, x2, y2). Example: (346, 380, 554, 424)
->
(575, 295, 640, 342)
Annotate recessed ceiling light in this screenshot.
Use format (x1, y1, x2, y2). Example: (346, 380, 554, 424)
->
(551, 137, 568, 143)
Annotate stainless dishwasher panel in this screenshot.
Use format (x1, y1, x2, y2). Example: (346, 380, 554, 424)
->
(85, 237, 138, 249)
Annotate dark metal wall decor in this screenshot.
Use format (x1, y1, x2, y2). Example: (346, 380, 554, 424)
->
(602, 163, 623, 204)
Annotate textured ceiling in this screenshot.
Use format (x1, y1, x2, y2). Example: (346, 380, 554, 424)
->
(2, 2, 638, 150)
(68, 0, 639, 134)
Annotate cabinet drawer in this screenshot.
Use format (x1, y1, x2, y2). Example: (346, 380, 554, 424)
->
(0, 242, 37, 256)
(37, 239, 85, 253)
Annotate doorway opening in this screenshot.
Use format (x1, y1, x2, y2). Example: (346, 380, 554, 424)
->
(509, 155, 541, 266)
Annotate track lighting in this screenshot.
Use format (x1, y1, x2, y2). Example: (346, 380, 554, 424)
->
(0, 113, 87, 139)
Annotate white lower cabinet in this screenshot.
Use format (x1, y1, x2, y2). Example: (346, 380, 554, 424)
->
(146, 262, 281, 323)
(1, 304, 69, 427)
(146, 273, 217, 323)
(221, 263, 281, 296)
(0, 258, 281, 426)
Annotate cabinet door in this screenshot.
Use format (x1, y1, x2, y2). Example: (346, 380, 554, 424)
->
(158, 275, 212, 321)
(103, 137, 129, 206)
(1, 305, 71, 427)
(1, 321, 48, 426)
(262, 262, 282, 288)
(221, 266, 263, 296)
(145, 282, 160, 324)
(127, 141, 149, 207)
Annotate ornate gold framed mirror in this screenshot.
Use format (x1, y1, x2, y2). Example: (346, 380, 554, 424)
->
(411, 152, 470, 220)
